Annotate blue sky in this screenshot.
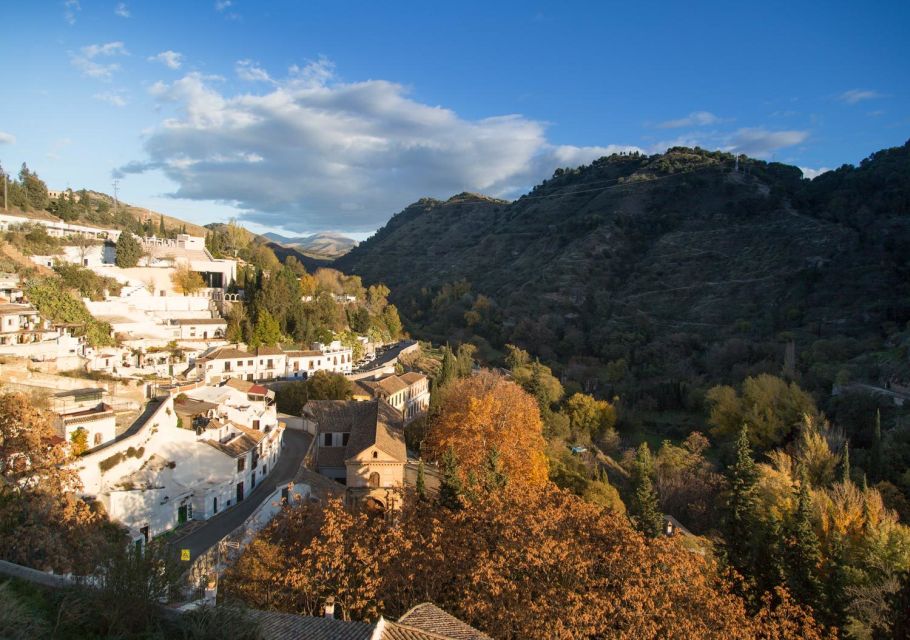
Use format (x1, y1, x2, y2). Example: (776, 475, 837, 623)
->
(0, 1, 907, 238)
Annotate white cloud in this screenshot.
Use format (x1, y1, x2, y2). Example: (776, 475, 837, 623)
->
(235, 59, 273, 83)
(723, 128, 809, 157)
(70, 41, 129, 80)
(63, 0, 80, 25)
(94, 90, 128, 107)
(214, 0, 232, 10)
(837, 89, 883, 105)
(119, 61, 638, 232)
(114, 2, 130, 17)
(656, 111, 720, 129)
(0, 131, 15, 145)
(799, 167, 830, 180)
(148, 50, 183, 70)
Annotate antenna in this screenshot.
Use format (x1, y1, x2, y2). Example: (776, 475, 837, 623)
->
(112, 179, 120, 214)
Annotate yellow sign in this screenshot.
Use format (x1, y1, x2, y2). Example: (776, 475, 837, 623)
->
(181, 549, 191, 562)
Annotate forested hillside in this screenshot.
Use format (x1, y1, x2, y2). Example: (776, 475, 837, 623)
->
(337, 142, 910, 406)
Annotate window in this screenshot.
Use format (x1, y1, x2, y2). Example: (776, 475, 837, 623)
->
(93, 432, 102, 446)
(342, 433, 350, 446)
(369, 472, 380, 488)
(372, 450, 378, 459)
(248, 360, 253, 366)
(237, 457, 245, 472)
(322, 432, 332, 447)
(267, 359, 274, 369)
(252, 419, 260, 430)
(237, 360, 243, 367)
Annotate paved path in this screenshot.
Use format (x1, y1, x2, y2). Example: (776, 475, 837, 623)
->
(352, 339, 417, 375)
(169, 429, 312, 559)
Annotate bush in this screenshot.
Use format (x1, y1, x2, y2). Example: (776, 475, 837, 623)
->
(99, 452, 125, 472)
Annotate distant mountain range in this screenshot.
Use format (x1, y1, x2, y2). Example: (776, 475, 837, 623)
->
(263, 231, 358, 259)
(336, 141, 910, 400)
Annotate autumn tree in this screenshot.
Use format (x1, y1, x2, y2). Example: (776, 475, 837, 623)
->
(564, 392, 617, 443)
(424, 371, 549, 490)
(223, 485, 830, 640)
(0, 392, 123, 573)
(170, 263, 205, 295)
(707, 374, 819, 448)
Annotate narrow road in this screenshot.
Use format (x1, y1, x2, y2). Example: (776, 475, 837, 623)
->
(170, 430, 312, 559)
(353, 339, 417, 374)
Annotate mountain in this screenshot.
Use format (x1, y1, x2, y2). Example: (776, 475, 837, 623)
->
(263, 231, 357, 259)
(336, 142, 910, 406)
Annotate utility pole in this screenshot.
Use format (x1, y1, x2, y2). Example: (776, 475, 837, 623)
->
(112, 179, 120, 214)
(3, 173, 7, 211)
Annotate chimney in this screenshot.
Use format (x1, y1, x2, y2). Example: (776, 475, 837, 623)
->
(324, 596, 336, 619)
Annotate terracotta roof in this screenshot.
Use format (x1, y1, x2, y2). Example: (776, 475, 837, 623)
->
(306, 399, 406, 464)
(256, 346, 285, 356)
(204, 428, 260, 457)
(249, 606, 490, 640)
(224, 378, 269, 395)
(375, 376, 408, 395)
(0, 303, 38, 315)
(252, 611, 372, 640)
(203, 346, 250, 360)
(284, 349, 322, 357)
(396, 603, 492, 640)
(399, 372, 426, 386)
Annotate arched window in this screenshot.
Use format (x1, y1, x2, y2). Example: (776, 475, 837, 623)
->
(368, 472, 380, 488)
(93, 432, 102, 446)
(372, 450, 378, 459)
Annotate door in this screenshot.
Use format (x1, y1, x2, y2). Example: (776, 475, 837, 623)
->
(178, 505, 188, 525)
(213, 497, 218, 514)
(236, 481, 244, 502)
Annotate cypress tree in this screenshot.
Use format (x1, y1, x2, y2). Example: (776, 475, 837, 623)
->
(629, 443, 663, 538)
(725, 425, 760, 573)
(438, 447, 463, 510)
(438, 346, 457, 389)
(481, 446, 508, 492)
(841, 441, 851, 485)
(870, 409, 882, 481)
(415, 461, 427, 500)
(158, 214, 166, 236)
(786, 465, 822, 609)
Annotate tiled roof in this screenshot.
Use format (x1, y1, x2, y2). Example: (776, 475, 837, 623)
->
(256, 346, 285, 356)
(375, 376, 408, 395)
(224, 378, 269, 395)
(252, 611, 372, 640)
(203, 346, 250, 360)
(0, 303, 37, 315)
(249, 605, 490, 640)
(396, 604, 492, 640)
(306, 400, 406, 464)
(284, 349, 322, 357)
(399, 372, 426, 386)
(204, 428, 260, 457)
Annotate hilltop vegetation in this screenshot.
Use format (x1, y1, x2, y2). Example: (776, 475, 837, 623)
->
(337, 143, 910, 407)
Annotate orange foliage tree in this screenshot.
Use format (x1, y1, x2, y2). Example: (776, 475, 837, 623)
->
(0, 392, 123, 573)
(223, 486, 832, 639)
(423, 371, 549, 489)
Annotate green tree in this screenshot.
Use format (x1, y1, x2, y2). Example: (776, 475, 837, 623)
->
(158, 214, 166, 236)
(870, 409, 882, 481)
(480, 446, 508, 492)
(841, 441, 851, 485)
(629, 443, 663, 538)
(115, 232, 142, 268)
(437, 346, 458, 388)
(416, 461, 427, 500)
(455, 343, 476, 378)
(785, 467, 822, 609)
(18, 163, 49, 210)
(250, 309, 282, 347)
(381, 303, 403, 339)
(306, 370, 351, 400)
(707, 374, 819, 449)
(438, 446, 463, 510)
(724, 426, 760, 572)
(564, 392, 617, 441)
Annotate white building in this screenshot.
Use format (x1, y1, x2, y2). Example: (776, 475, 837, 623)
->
(76, 381, 284, 540)
(0, 273, 23, 303)
(138, 234, 237, 289)
(0, 210, 121, 241)
(195, 341, 353, 385)
(171, 318, 227, 340)
(354, 371, 430, 422)
(51, 388, 117, 449)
